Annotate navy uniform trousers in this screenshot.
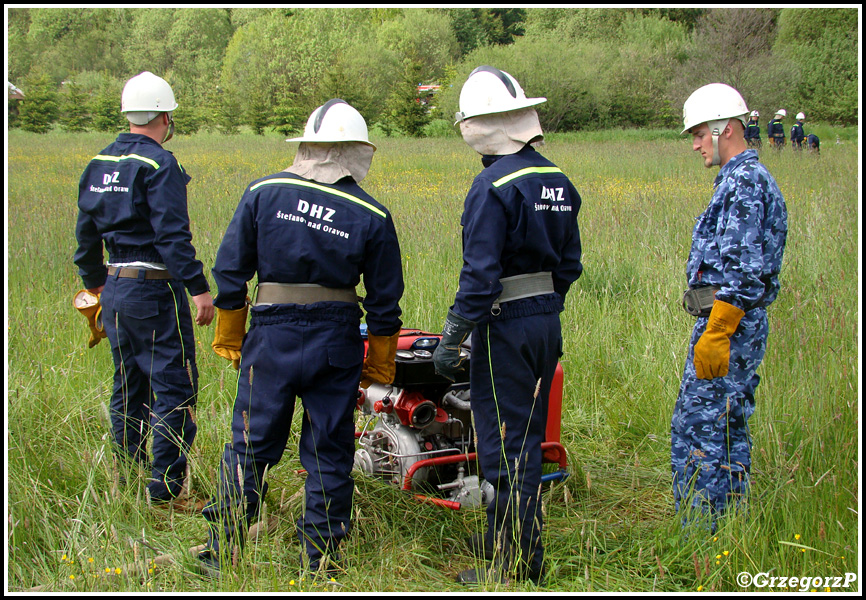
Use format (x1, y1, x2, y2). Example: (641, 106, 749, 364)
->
(202, 303, 363, 565)
(470, 296, 562, 578)
(671, 308, 768, 524)
(100, 269, 199, 501)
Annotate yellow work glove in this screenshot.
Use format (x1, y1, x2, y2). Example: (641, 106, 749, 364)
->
(73, 289, 107, 348)
(361, 331, 400, 388)
(693, 300, 745, 380)
(212, 305, 248, 370)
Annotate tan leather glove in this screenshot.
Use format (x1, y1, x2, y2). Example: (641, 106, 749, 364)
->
(212, 305, 248, 369)
(73, 289, 107, 348)
(361, 331, 400, 388)
(693, 300, 745, 379)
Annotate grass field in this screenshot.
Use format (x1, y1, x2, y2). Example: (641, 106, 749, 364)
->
(5, 128, 860, 592)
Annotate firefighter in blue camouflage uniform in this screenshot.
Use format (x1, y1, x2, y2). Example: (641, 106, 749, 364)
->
(767, 109, 787, 149)
(791, 112, 806, 151)
(73, 71, 214, 509)
(675, 83, 787, 531)
(197, 100, 404, 577)
(433, 66, 583, 586)
(744, 110, 762, 149)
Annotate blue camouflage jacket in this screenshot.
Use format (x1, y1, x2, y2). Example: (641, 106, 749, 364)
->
(74, 133, 209, 295)
(686, 150, 788, 312)
(452, 145, 583, 323)
(212, 172, 403, 336)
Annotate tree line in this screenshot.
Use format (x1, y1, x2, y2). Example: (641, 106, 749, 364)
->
(7, 7, 859, 136)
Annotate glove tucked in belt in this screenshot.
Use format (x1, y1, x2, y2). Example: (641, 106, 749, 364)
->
(73, 289, 107, 348)
(212, 304, 249, 369)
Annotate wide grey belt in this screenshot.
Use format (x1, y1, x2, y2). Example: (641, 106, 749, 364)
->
(254, 282, 359, 306)
(108, 266, 174, 280)
(682, 286, 721, 317)
(492, 272, 555, 315)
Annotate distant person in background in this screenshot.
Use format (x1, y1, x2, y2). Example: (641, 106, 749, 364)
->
(73, 71, 214, 510)
(744, 110, 762, 149)
(767, 109, 786, 150)
(807, 133, 821, 154)
(675, 83, 788, 533)
(791, 112, 806, 151)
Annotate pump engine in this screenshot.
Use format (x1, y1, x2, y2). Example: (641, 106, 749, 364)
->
(354, 329, 568, 509)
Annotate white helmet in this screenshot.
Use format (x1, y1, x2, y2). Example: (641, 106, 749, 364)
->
(775, 109, 787, 118)
(286, 99, 375, 149)
(682, 83, 749, 167)
(681, 83, 749, 135)
(750, 110, 760, 117)
(454, 65, 546, 124)
(121, 71, 177, 125)
(796, 112, 805, 120)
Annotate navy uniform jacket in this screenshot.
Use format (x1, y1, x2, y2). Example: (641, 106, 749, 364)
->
(212, 172, 403, 336)
(791, 122, 805, 145)
(74, 133, 209, 295)
(767, 119, 785, 141)
(453, 145, 583, 323)
(686, 150, 787, 312)
(744, 121, 761, 141)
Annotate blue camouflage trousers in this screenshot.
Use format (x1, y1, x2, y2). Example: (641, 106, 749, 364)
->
(672, 309, 768, 523)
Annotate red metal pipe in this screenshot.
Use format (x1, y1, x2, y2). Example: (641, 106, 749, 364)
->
(401, 441, 568, 492)
(412, 495, 463, 510)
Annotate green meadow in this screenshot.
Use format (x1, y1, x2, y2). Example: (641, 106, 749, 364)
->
(6, 128, 859, 592)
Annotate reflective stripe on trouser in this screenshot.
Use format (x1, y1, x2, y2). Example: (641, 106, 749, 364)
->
(470, 310, 561, 578)
(671, 309, 768, 520)
(201, 305, 363, 563)
(100, 272, 198, 500)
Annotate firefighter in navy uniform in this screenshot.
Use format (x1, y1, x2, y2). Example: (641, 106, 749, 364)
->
(791, 112, 806, 151)
(73, 71, 214, 508)
(744, 110, 762, 149)
(433, 66, 583, 586)
(198, 100, 404, 577)
(767, 109, 786, 149)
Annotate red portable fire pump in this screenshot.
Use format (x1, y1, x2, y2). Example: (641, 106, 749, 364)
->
(355, 328, 569, 510)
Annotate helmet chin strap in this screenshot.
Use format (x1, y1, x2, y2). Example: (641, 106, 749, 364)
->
(161, 113, 174, 144)
(707, 119, 730, 166)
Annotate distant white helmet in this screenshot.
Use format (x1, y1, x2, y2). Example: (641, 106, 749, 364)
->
(121, 71, 177, 125)
(287, 99, 375, 149)
(775, 109, 787, 118)
(796, 112, 806, 120)
(681, 83, 749, 135)
(454, 65, 546, 125)
(750, 110, 760, 117)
